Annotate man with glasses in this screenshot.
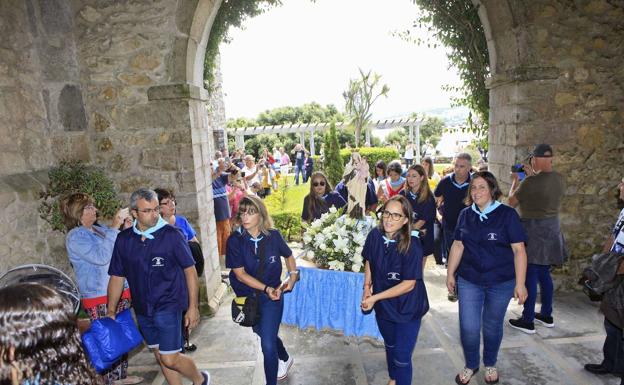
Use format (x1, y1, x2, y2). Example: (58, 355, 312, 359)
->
(107, 188, 211, 385)
(507, 144, 567, 334)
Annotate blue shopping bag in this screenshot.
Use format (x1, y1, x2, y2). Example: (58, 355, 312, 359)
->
(81, 309, 143, 373)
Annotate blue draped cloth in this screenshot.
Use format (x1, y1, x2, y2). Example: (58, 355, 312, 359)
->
(282, 266, 382, 340)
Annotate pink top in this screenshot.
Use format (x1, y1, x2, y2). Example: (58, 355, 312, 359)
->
(280, 154, 290, 165)
(228, 185, 245, 217)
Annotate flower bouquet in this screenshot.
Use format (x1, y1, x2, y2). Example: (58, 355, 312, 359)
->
(302, 206, 376, 272)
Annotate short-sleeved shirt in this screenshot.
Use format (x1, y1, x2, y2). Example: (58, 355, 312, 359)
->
(434, 173, 471, 230)
(226, 229, 293, 297)
(514, 171, 565, 219)
(454, 204, 527, 286)
(611, 208, 624, 254)
(335, 179, 378, 209)
(301, 191, 347, 221)
(174, 215, 196, 241)
(108, 226, 196, 316)
(362, 228, 429, 323)
(400, 190, 436, 256)
(212, 173, 231, 221)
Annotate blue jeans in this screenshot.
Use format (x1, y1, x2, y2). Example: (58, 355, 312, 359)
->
(458, 276, 514, 369)
(522, 263, 553, 322)
(294, 164, 303, 185)
(602, 318, 624, 375)
(376, 316, 421, 385)
(252, 295, 289, 385)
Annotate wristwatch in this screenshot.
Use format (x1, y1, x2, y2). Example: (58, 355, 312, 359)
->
(288, 269, 300, 277)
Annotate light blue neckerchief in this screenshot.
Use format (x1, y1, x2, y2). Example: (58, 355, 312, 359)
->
(382, 235, 396, 247)
(450, 173, 470, 189)
(133, 216, 168, 239)
(321, 194, 328, 200)
(249, 235, 264, 253)
(471, 201, 501, 222)
(410, 230, 420, 238)
(408, 190, 418, 200)
(389, 177, 405, 188)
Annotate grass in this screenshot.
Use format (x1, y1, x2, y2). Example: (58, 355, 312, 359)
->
(264, 175, 310, 214)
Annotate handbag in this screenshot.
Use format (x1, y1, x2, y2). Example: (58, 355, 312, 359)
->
(231, 240, 266, 327)
(81, 309, 143, 373)
(579, 252, 624, 302)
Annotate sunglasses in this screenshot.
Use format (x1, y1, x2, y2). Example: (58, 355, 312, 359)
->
(312, 181, 326, 187)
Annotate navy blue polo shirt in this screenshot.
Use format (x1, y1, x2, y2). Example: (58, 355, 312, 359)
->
(362, 228, 429, 323)
(335, 179, 378, 209)
(108, 225, 196, 317)
(454, 204, 527, 286)
(226, 229, 293, 297)
(400, 190, 436, 256)
(301, 192, 347, 221)
(434, 173, 471, 230)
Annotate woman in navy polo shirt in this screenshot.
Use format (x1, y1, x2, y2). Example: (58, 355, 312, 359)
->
(361, 195, 429, 385)
(301, 172, 347, 222)
(400, 164, 436, 262)
(446, 171, 528, 385)
(226, 196, 299, 385)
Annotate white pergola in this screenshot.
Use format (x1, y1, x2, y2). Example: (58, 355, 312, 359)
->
(227, 117, 423, 160)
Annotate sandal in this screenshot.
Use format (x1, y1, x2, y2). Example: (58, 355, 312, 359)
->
(455, 367, 479, 385)
(484, 367, 499, 384)
(113, 376, 144, 385)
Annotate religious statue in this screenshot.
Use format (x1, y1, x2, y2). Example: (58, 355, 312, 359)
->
(342, 152, 370, 219)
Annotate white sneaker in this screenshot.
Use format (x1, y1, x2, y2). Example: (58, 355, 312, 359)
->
(277, 356, 294, 380)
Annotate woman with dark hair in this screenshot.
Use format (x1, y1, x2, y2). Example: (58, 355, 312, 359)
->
(360, 195, 429, 385)
(60, 193, 140, 385)
(301, 172, 347, 222)
(446, 171, 528, 385)
(421, 156, 441, 191)
(226, 196, 299, 384)
(373, 160, 387, 195)
(0, 283, 99, 385)
(401, 164, 436, 260)
(378, 161, 405, 203)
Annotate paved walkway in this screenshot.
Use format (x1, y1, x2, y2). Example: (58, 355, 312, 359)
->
(127, 263, 621, 385)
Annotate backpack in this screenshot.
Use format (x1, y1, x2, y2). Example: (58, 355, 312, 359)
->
(579, 252, 623, 301)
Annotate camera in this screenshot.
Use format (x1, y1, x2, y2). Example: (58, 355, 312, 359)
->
(241, 171, 246, 177)
(511, 164, 524, 173)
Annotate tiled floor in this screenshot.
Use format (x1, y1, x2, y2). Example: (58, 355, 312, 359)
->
(128, 263, 621, 385)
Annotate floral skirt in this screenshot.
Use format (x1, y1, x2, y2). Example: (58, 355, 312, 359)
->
(83, 298, 132, 385)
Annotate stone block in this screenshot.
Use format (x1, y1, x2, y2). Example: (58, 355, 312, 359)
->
(98, 87, 117, 102)
(58, 85, 87, 131)
(51, 134, 90, 162)
(39, 0, 72, 35)
(117, 72, 152, 86)
(93, 112, 110, 132)
(119, 175, 153, 194)
(129, 52, 161, 71)
(140, 149, 179, 171)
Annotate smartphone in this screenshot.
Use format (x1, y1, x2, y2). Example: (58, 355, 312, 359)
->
(511, 164, 526, 181)
(241, 171, 246, 177)
(119, 207, 130, 218)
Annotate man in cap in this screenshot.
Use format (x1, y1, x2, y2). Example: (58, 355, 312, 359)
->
(507, 144, 568, 334)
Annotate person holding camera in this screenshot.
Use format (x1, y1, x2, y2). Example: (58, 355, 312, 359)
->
(507, 144, 567, 334)
(583, 179, 624, 383)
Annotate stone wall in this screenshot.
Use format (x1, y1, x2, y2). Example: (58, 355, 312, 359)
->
(482, 0, 624, 286)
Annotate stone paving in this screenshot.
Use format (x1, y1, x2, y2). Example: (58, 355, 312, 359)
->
(127, 262, 621, 385)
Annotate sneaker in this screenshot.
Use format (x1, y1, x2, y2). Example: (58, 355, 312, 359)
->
(277, 356, 294, 380)
(508, 317, 536, 334)
(200, 371, 211, 385)
(534, 313, 554, 328)
(448, 292, 458, 302)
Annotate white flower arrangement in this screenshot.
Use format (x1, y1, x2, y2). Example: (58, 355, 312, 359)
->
(302, 206, 376, 273)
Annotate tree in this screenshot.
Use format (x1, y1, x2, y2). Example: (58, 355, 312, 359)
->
(343, 69, 390, 147)
(323, 122, 344, 187)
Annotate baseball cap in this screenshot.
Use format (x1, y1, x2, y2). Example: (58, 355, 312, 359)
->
(528, 143, 553, 158)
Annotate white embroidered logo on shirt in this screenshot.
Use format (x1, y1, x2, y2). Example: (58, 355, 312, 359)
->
(387, 272, 401, 281)
(487, 233, 498, 241)
(268, 256, 277, 264)
(152, 257, 165, 267)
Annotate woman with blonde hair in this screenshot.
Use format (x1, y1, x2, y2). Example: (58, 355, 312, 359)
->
(226, 196, 300, 384)
(60, 193, 141, 385)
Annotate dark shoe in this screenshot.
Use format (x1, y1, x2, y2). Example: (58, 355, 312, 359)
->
(185, 342, 198, 352)
(448, 292, 458, 302)
(584, 363, 611, 375)
(534, 313, 554, 328)
(508, 317, 536, 334)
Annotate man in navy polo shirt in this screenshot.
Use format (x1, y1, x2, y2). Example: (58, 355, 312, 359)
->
(107, 188, 210, 385)
(434, 152, 472, 268)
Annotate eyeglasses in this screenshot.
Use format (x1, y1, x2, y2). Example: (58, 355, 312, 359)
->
(380, 210, 405, 221)
(239, 209, 258, 217)
(136, 206, 161, 214)
(312, 181, 326, 187)
(83, 204, 96, 211)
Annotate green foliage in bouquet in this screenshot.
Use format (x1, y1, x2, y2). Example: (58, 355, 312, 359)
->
(39, 160, 122, 233)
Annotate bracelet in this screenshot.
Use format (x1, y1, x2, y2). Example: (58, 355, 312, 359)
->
(263, 285, 269, 294)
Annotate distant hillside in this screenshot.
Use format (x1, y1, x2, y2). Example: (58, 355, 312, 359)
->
(378, 106, 471, 127)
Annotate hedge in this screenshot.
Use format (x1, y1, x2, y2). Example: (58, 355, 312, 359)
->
(339, 147, 400, 175)
(272, 211, 302, 242)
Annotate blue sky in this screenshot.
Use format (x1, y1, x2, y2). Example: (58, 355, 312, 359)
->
(219, 0, 462, 121)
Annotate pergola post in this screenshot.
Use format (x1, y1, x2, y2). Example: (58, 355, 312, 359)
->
(415, 122, 421, 164)
(300, 132, 305, 146)
(310, 127, 315, 156)
(235, 134, 245, 150)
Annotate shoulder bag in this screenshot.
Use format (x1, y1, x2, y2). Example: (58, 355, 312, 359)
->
(231, 240, 266, 327)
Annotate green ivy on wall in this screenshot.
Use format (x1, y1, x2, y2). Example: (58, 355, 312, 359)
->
(204, 0, 282, 91)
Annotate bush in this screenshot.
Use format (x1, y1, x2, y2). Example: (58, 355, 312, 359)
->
(271, 211, 303, 242)
(339, 147, 400, 175)
(39, 160, 122, 233)
(323, 122, 344, 186)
